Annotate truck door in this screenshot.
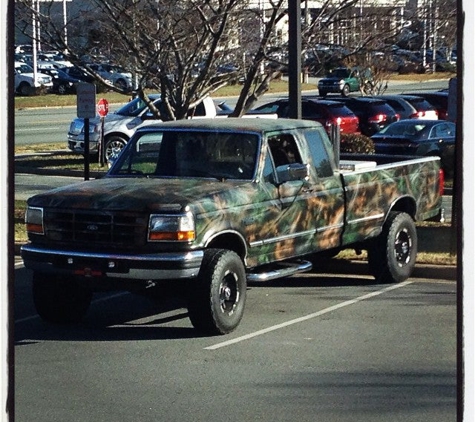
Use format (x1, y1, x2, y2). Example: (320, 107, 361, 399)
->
(303, 128, 345, 251)
(249, 132, 343, 264)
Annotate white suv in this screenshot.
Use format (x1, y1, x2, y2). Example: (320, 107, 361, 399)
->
(14, 61, 53, 96)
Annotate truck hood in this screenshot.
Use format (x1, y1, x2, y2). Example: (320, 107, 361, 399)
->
(27, 177, 258, 213)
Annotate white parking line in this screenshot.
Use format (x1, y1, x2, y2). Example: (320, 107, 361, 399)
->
(205, 281, 414, 350)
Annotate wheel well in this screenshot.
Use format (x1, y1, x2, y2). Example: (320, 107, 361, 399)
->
(389, 197, 417, 219)
(105, 133, 129, 143)
(206, 233, 246, 261)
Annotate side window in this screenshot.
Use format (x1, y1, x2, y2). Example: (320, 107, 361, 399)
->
(268, 134, 302, 167)
(262, 149, 276, 183)
(304, 129, 335, 178)
(302, 102, 322, 120)
(431, 123, 450, 138)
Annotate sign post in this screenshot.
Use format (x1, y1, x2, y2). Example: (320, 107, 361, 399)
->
(76, 83, 96, 180)
(97, 98, 109, 166)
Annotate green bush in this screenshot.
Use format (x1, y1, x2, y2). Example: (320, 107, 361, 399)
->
(340, 133, 375, 154)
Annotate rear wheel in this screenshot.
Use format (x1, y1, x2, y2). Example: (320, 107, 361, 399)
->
(115, 78, 128, 90)
(341, 84, 350, 97)
(18, 82, 32, 96)
(57, 83, 69, 95)
(187, 249, 247, 335)
(367, 211, 417, 283)
(32, 272, 92, 324)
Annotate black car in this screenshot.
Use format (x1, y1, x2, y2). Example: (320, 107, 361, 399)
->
(57, 66, 109, 93)
(51, 68, 80, 94)
(370, 119, 456, 176)
(332, 97, 400, 136)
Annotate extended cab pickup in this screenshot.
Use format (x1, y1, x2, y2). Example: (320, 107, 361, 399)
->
(22, 119, 443, 335)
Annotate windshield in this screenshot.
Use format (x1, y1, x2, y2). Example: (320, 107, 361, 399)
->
(115, 96, 160, 117)
(15, 63, 33, 74)
(328, 68, 350, 78)
(110, 129, 259, 180)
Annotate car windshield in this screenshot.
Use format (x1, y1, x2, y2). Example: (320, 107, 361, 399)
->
(15, 63, 33, 73)
(110, 129, 259, 180)
(328, 68, 350, 78)
(115, 96, 160, 117)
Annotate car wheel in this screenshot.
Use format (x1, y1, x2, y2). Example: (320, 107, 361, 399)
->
(367, 211, 417, 283)
(187, 249, 247, 335)
(115, 78, 128, 90)
(32, 272, 92, 324)
(319, 90, 327, 98)
(363, 82, 373, 95)
(18, 82, 32, 96)
(104, 136, 128, 163)
(341, 84, 350, 97)
(57, 83, 68, 95)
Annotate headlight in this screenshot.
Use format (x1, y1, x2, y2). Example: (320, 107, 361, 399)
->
(148, 212, 195, 242)
(338, 79, 345, 88)
(25, 206, 44, 235)
(83, 123, 100, 134)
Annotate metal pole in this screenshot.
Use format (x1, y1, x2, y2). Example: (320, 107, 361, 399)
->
(288, 0, 302, 119)
(63, 0, 68, 48)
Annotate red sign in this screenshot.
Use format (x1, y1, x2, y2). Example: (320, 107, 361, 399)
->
(97, 98, 109, 117)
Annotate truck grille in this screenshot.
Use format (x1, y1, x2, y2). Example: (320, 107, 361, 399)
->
(44, 209, 147, 247)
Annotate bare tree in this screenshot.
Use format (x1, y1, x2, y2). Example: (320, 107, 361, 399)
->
(15, 0, 289, 118)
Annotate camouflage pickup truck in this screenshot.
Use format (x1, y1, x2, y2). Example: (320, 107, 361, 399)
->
(22, 119, 443, 335)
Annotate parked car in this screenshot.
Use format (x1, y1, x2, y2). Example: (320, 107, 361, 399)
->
(370, 119, 455, 176)
(332, 97, 399, 136)
(402, 91, 449, 120)
(51, 68, 80, 95)
(371, 95, 420, 120)
(253, 97, 360, 135)
(317, 66, 373, 97)
(58, 66, 110, 93)
(395, 94, 439, 120)
(14, 61, 53, 96)
(87, 63, 133, 91)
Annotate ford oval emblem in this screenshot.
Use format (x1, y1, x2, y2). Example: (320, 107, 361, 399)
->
(87, 224, 99, 231)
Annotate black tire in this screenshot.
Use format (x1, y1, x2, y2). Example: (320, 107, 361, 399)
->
(363, 82, 373, 95)
(115, 78, 128, 90)
(367, 212, 417, 283)
(341, 84, 350, 97)
(57, 83, 68, 95)
(32, 272, 92, 324)
(319, 90, 327, 98)
(104, 136, 127, 163)
(187, 249, 247, 335)
(18, 82, 32, 96)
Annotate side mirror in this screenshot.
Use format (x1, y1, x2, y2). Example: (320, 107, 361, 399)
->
(276, 163, 309, 183)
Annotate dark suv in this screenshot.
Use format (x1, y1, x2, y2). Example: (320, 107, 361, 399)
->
(332, 97, 400, 136)
(403, 91, 448, 120)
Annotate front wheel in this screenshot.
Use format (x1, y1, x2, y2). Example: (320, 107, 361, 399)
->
(367, 211, 417, 283)
(104, 136, 128, 163)
(32, 272, 92, 323)
(187, 249, 247, 335)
